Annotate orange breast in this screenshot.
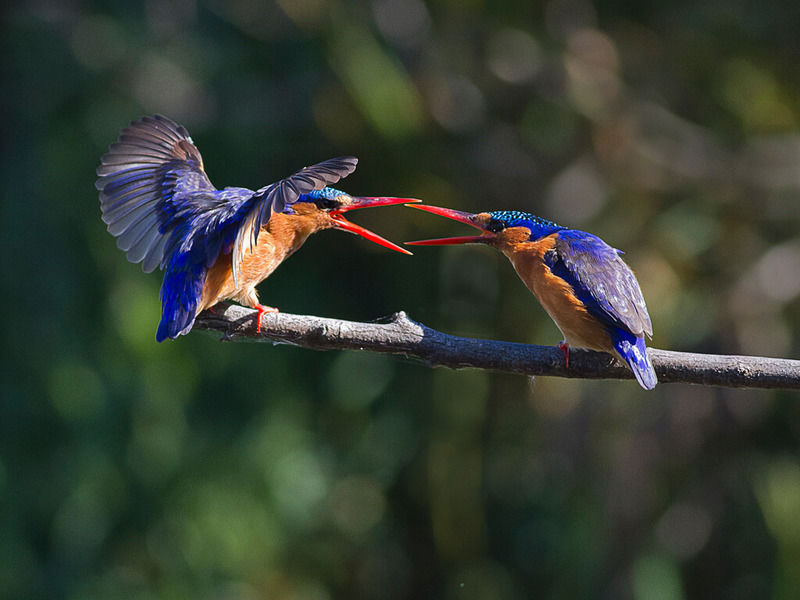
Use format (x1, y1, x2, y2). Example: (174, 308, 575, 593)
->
(502, 234, 613, 352)
(198, 213, 319, 312)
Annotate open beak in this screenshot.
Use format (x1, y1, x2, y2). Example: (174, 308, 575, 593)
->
(330, 197, 419, 255)
(404, 204, 493, 245)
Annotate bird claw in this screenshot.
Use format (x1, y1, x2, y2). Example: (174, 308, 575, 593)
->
(557, 340, 570, 369)
(254, 304, 279, 333)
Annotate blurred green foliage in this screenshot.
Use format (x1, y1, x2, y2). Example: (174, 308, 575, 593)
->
(2, 1, 800, 598)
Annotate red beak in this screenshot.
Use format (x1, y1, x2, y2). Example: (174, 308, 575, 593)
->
(404, 204, 493, 245)
(330, 197, 420, 255)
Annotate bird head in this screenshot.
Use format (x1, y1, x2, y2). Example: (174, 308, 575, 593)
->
(405, 205, 563, 248)
(293, 187, 417, 254)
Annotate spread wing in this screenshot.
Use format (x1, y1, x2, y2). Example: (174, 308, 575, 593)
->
(96, 114, 216, 273)
(549, 229, 653, 337)
(97, 115, 358, 287)
(230, 156, 358, 286)
(98, 115, 359, 341)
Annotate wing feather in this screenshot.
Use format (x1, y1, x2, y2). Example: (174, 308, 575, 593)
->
(98, 116, 360, 340)
(126, 221, 164, 264)
(230, 156, 358, 286)
(96, 114, 215, 273)
(551, 230, 652, 337)
(103, 196, 161, 229)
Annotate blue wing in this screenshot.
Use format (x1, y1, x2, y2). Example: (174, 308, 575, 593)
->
(150, 153, 357, 340)
(547, 229, 656, 389)
(545, 229, 658, 390)
(548, 229, 652, 337)
(97, 114, 216, 273)
(97, 115, 358, 341)
(97, 115, 357, 275)
(228, 155, 358, 286)
(156, 252, 208, 341)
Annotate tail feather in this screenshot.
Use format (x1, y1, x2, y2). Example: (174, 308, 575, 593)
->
(156, 253, 207, 342)
(609, 328, 658, 390)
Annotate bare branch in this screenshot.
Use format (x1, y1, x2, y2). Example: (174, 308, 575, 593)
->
(193, 304, 800, 389)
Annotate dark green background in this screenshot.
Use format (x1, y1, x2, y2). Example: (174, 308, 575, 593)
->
(3, 1, 800, 598)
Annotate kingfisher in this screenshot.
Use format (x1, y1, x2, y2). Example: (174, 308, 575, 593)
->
(406, 205, 657, 389)
(97, 115, 415, 342)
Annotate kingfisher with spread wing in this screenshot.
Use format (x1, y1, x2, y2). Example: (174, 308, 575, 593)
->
(406, 205, 657, 389)
(97, 115, 414, 342)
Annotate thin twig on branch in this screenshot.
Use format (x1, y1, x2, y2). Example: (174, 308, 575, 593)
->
(193, 304, 800, 390)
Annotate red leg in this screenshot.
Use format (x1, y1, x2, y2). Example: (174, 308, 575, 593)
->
(254, 303, 279, 332)
(557, 340, 570, 369)
(206, 302, 231, 315)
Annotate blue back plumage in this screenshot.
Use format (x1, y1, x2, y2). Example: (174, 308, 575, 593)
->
(97, 115, 358, 341)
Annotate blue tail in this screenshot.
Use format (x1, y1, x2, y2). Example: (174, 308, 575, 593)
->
(156, 252, 208, 342)
(609, 328, 657, 390)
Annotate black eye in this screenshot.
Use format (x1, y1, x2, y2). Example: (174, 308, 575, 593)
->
(315, 197, 339, 210)
(486, 219, 506, 233)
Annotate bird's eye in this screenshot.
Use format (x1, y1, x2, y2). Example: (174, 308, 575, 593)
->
(486, 219, 506, 233)
(315, 197, 339, 210)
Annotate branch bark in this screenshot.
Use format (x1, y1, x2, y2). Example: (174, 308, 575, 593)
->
(193, 304, 800, 390)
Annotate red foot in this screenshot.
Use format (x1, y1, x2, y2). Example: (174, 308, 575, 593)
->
(254, 304, 279, 332)
(558, 341, 570, 369)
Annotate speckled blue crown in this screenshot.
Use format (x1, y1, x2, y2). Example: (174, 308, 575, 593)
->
(301, 187, 346, 202)
(488, 210, 563, 240)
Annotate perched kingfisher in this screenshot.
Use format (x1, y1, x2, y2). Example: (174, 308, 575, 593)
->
(97, 115, 415, 342)
(406, 205, 657, 389)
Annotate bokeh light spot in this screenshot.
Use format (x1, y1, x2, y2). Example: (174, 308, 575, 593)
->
(372, 0, 431, 48)
(656, 502, 713, 559)
(427, 75, 485, 133)
(70, 15, 126, 71)
(48, 361, 106, 422)
(270, 447, 330, 525)
(487, 28, 542, 84)
(545, 157, 608, 224)
(757, 460, 800, 545)
(632, 554, 685, 600)
(328, 351, 394, 411)
(329, 475, 386, 537)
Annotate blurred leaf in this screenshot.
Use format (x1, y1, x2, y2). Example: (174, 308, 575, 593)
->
(632, 554, 685, 600)
(329, 22, 424, 139)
